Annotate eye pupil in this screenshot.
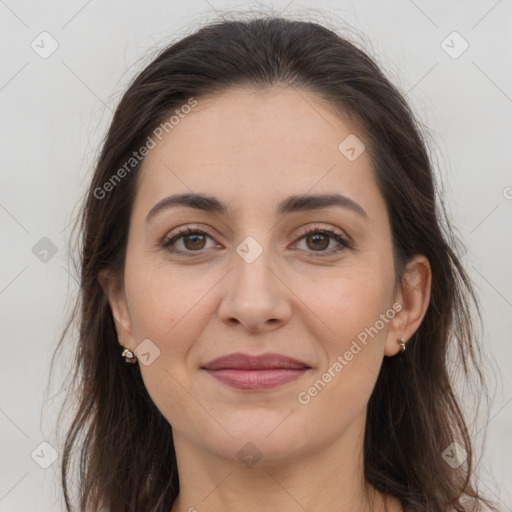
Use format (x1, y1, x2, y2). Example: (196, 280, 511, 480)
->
(307, 233, 329, 250)
(184, 234, 206, 250)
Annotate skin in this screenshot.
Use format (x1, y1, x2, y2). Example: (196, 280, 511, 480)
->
(99, 85, 431, 512)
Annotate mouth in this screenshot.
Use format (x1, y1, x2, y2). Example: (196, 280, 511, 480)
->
(201, 352, 312, 390)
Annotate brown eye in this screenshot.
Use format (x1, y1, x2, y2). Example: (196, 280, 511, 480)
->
(162, 227, 217, 256)
(305, 233, 330, 251)
(294, 226, 351, 257)
(182, 233, 207, 250)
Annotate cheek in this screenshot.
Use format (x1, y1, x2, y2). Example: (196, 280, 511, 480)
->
(289, 278, 392, 450)
(304, 270, 392, 397)
(124, 263, 216, 425)
(312, 269, 391, 344)
(125, 256, 214, 342)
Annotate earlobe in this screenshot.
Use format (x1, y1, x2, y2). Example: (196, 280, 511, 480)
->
(98, 269, 133, 347)
(384, 254, 432, 357)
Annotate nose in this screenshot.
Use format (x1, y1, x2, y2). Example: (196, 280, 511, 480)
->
(217, 241, 292, 333)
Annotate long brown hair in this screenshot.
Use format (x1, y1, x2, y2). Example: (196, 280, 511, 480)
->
(50, 12, 498, 512)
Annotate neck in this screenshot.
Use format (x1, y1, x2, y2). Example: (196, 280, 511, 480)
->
(169, 410, 399, 512)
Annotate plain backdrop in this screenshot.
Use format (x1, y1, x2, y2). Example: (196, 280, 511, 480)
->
(1, 1, 511, 511)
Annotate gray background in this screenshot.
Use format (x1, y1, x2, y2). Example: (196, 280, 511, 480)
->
(1, 1, 511, 511)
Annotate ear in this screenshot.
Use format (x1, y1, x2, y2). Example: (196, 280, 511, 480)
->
(384, 254, 432, 356)
(98, 268, 135, 349)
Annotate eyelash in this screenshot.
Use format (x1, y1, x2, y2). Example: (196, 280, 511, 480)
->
(161, 224, 351, 258)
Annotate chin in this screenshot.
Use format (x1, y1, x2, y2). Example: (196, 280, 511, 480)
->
(207, 421, 310, 467)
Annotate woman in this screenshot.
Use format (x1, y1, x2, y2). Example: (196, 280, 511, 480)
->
(52, 14, 498, 512)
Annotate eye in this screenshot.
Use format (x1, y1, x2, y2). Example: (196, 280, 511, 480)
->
(293, 225, 351, 257)
(161, 224, 351, 258)
(161, 226, 218, 257)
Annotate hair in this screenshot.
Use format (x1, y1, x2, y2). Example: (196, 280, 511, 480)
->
(50, 11, 499, 512)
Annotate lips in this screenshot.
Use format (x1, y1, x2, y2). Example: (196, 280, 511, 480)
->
(201, 352, 311, 371)
(201, 352, 312, 390)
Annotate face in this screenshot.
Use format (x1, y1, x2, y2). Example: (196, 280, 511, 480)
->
(102, 85, 428, 466)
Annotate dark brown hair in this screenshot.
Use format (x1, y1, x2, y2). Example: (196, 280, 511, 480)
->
(50, 12, 498, 512)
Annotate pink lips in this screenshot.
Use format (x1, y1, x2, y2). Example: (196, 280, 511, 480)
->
(201, 352, 311, 390)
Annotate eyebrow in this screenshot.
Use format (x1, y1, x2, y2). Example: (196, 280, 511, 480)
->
(145, 192, 369, 224)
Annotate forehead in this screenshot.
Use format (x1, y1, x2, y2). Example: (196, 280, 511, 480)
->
(132, 85, 382, 221)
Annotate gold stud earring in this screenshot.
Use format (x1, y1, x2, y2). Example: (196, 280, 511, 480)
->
(397, 337, 406, 352)
(121, 347, 138, 364)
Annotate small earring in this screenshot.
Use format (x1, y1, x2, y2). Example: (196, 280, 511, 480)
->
(397, 337, 406, 352)
(121, 347, 138, 364)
